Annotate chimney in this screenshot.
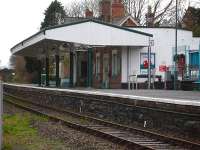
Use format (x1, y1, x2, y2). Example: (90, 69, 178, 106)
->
(111, 0, 125, 21)
(85, 8, 93, 18)
(146, 6, 154, 27)
(99, 0, 111, 22)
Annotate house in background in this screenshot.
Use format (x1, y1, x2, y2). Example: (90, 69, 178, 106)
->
(11, 0, 200, 89)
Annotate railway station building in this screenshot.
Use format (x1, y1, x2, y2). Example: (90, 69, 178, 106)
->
(11, 0, 200, 89)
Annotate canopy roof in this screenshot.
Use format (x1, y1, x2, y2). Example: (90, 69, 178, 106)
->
(11, 19, 153, 56)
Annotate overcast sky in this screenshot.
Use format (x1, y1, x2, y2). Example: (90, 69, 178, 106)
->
(0, 0, 199, 68)
(0, 0, 80, 68)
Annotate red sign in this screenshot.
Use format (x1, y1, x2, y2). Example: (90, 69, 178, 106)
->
(143, 60, 149, 69)
(159, 65, 167, 72)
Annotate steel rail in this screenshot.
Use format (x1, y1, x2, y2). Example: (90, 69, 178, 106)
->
(4, 95, 154, 150)
(4, 93, 200, 150)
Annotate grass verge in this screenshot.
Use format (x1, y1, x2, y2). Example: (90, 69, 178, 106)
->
(3, 113, 67, 150)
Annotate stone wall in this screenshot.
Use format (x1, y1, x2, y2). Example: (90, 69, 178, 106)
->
(4, 84, 200, 136)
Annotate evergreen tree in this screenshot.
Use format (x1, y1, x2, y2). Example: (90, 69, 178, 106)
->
(183, 7, 200, 36)
(193, 25, 200, 37)
(41, 0, 66, 29)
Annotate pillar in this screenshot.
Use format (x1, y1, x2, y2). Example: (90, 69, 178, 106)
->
(70, 51, 74, 87)
(55, 54, 60, 87)
(38, 59, 42, 86)
(148, 45, 151, 89)
(87, 47, 93, 87)
(198, 44, 200, 82)
(45, 57, 49, 87)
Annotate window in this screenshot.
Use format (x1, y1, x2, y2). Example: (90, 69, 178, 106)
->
(112, 50, 120, 76)
(95, 53, 100, 78)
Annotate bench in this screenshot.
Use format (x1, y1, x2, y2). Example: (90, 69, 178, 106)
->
(128, 74, 162, 90)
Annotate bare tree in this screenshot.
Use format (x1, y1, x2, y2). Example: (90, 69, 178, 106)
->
(151, 0, 174, 25)
(65, 0, 100, 18)
(162, 0, 190, 27)
(83, 0, 101, 17)
(122, 0, 187, 26)
(65, 1, 85, 17)
(123, 0, 147, 24)
(190, 0, 200, 7)
(64, 0, 189, 26)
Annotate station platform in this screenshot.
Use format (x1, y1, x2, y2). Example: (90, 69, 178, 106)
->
(4, 83, 200, 107)
(4, 83, 200, 135)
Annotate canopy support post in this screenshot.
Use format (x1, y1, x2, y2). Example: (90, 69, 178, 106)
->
(198, 44, 200, 82)
(55, 54, 60, 88)
(148, 38, 151, 89)
(45, 57, 49, 87)
(70, 49, 74, 87)
(38, 59, 42, 87)
(87, 47, 93, 87)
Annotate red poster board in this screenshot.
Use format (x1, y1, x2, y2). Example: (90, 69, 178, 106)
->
(159, 65, 167, 72)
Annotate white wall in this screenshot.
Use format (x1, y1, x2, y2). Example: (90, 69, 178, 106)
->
(191, 37, 200, 50)
(121, 28, 200, 83)
(121, 47, 128, 83)
(46, 21, 150, 46)
(131, 28, 192, 67)
(121, 46, 147, 83)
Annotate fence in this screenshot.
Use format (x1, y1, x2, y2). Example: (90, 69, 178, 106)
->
(167, 65, 199, 81)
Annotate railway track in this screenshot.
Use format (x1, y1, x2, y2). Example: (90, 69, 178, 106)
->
(4, 93, 200, 150)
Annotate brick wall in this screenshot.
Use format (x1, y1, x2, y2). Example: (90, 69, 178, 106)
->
(100, 0, 111, 22)
(111, 0, 125, 21)
(122, 18, 137, 27)
(92, 47, 122, 89)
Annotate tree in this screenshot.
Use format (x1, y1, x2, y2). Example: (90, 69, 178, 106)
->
(164, 0, 190, 27)
(123, 0, 175, 25)
(65, 0, 100, 18)
(122, 0, 190, 26)
(41, 0, 66, 29)
(193, 25, 200, 37)
(182, 6, 200, 36)
(65, 1, 85, 17)
(25, 57, 41, 74)
(123, 0, 147, 24)
(9, 55, 26, 83)
(9, 55, 41, 83)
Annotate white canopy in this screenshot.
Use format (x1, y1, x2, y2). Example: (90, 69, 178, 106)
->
(11, 19, 153, 56)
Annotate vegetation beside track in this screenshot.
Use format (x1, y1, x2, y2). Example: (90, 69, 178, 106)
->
(2, 112, 68, 150)
(3, 100, 123, 150)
